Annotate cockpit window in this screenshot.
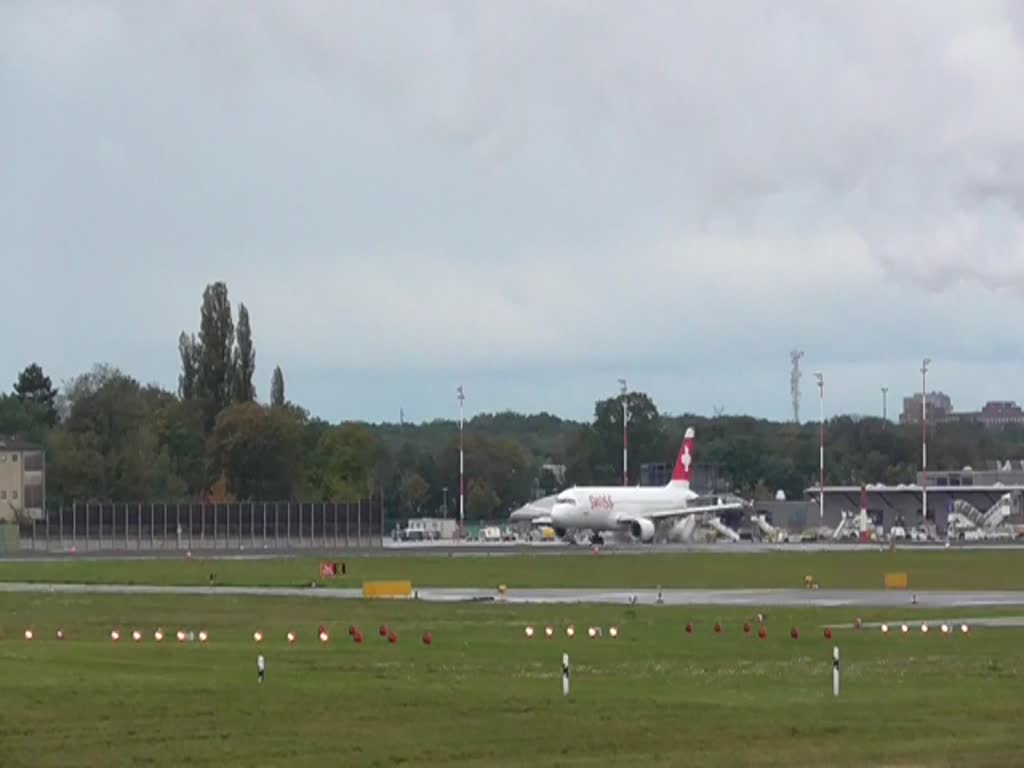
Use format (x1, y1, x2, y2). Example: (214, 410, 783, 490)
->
(555, 496, 575, 505)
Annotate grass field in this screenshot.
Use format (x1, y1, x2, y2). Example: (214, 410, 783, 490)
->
(5, 549, 1024, 590)
(2, 591, 1024, 767)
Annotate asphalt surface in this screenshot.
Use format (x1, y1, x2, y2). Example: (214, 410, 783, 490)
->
(5, 582, 1024, 608)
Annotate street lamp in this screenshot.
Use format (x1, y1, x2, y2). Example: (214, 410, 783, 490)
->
(921, 359, 930, 524)
(881, 387, 888, 421)
(618, 378, 629, 486)
(442, 486, 448, 520)
(815, 372, 824, 521)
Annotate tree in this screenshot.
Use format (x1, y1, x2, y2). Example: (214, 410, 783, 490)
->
(194, 282, 235, 431)
(178, 333, 199, 400)
(440, 434, 532, 514)
(13, 363, 58, 426)
(466, 479, 500, 520)
(399, 471, 430, 515)
(307, 424, 378, 501)
(47, 365, 188, 501)
(233, 303, 256, 403)
(593, 391, 664, 484)
(0, 395, 51, 445)
(270, 366, 285, 407)
(149, 397, 207, 496)
(207, 402, 304, 500)
(538, 466, 561, 496)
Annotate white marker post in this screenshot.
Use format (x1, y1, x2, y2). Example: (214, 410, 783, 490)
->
(832, 646, 840, 697)
(562, 653, 570, 697)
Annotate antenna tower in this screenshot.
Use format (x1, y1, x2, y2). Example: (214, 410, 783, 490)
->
(790, 349, 804, 423)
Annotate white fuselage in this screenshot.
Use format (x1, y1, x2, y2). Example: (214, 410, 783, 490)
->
(549, 483, 696, 533)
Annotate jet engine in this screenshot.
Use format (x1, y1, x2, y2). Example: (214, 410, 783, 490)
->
(553, 527, 568, 540)
(629, 518, 656, 542)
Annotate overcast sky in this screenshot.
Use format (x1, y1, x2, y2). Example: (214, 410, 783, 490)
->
(2, 1, 1023, 424)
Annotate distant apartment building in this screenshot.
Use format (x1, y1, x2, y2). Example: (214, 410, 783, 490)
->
(0, 437, 46, 522)
(900, 392, 954, 424)
(956, 401, 1024, 429)
(900, 393, 1024, 430)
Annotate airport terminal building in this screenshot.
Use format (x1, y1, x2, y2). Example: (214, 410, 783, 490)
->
(805, 464, 1024, 534)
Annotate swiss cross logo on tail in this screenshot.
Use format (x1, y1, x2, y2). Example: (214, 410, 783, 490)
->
(671, 428, 696, 486)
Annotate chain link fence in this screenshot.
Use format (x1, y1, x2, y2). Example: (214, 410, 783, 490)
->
(16, 499, 385, 552)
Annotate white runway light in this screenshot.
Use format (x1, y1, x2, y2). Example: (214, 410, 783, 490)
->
(940, 624, 949, 634)
(900, 624, 909, 634)
(545, 626, 554, 638)
(524, 626, 535, 638)
(880, 624, 889, 634)
(176, 630, 186, 643)
(253, 631, 263, 643)
(154, 630, 164, 642)
(920, 624, 929, 634)
(24, 629, 33, 641)
(319, 630, 329, 643)
(609, 626, 619, 638)
(132, 630, 142, 642)
(198, 631, 208, 643)
(961, 624, 970, 634)
(587, 627, 597, 638)
(287, 632, 296, 644)
(111, 630, 120, 642)
(566, 625, 575, 638)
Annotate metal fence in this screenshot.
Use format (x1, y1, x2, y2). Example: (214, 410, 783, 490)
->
(16, 499, 385, 552)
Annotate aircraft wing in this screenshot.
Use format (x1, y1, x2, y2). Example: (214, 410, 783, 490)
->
(614, 499, 747, 524)
(521, 515, 553, 526)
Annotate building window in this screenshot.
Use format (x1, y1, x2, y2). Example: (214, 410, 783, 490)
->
(11, 490, 17, 500)
(24, 485, 43, 508)
(10, 453, 17, 462)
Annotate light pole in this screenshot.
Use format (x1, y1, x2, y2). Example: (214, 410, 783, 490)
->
(618, 378, 629, 486)
(457, 385, 465, 530)
(881, 387, 888, 421)
(442, 486, 448, 519)
(921, 359, 930, 525)
(815, 372, 824, 521)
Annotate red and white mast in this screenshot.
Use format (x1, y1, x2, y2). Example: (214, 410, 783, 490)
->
(921, 359, 930, 524)
(619, 379, 629, 486)
(815, 372, 824, 521)
(457, 385, 465, 528)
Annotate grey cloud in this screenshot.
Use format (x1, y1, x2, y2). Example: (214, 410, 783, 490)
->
(2, 1, 1023, 419)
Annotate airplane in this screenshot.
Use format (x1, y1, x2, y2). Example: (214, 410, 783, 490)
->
(516, 428, 748, 544)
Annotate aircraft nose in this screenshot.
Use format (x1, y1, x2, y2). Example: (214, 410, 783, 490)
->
(550, 505, 567, 526)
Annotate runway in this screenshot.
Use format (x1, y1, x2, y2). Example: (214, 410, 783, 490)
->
(5, 582, 1024, 608)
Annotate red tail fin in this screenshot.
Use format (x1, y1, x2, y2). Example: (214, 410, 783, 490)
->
(670, 428, 695, 486)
